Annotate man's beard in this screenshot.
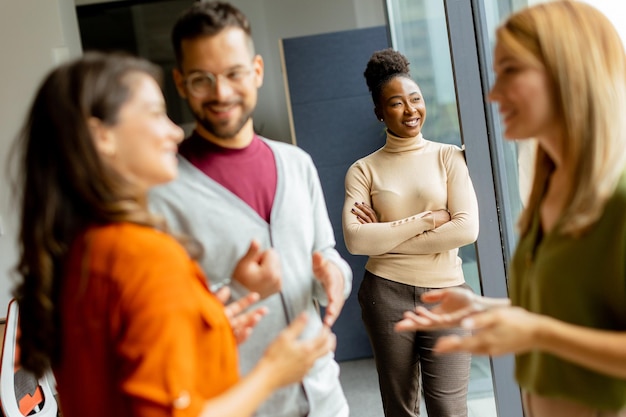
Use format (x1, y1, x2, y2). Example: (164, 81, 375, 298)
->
(189, 101, 254, 140)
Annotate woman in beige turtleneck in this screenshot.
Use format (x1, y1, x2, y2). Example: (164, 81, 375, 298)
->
(342, 48, 479, 417)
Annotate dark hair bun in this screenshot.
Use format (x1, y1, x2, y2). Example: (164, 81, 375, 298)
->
(363, 48, 410, 92)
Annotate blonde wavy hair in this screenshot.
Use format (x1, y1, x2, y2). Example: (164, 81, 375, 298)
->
(498, 1, 626, 237)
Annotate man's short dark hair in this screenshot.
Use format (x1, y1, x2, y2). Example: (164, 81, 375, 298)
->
(171, 1, 253, 67)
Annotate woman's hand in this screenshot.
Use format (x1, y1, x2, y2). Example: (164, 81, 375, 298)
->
(216, 287, 268, 344)
(394, 287, 510, 332)
(197, 313, 337, 417)
(433, 306, 542, 356)
(351, 202, 378, 223)
(260, 313, 337, 388)
(428, 209, 451, 228)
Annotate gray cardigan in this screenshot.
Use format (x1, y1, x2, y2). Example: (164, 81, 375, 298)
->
(149, 137, 352, 417)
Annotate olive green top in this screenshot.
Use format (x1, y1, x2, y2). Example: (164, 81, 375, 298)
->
(510, 172, 626, 411)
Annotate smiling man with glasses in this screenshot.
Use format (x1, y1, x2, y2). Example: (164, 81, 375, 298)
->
(149, 2, 352, 417)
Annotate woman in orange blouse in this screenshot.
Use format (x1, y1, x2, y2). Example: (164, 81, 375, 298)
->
(10, 51, 335, 417)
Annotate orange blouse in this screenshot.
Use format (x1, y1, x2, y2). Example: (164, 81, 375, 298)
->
(54, 223, 239, 417)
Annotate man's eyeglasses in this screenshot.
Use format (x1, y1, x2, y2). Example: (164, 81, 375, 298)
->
(183, 65, 254, 98)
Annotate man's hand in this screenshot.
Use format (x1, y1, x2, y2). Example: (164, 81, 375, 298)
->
(312, 252, 346, 327)
(232, 240, 282, 299)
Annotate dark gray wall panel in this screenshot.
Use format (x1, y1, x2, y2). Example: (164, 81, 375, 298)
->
(282, 26, 389, 360)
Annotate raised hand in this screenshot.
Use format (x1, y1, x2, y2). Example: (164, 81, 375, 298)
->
(394, 287, 510, 332)
(433, 306, 541, 356)
(232, 239, 282, 299)
(260, 313, 337, 388)
(217, 287, 269, 344)
(312, 252, 346, 328)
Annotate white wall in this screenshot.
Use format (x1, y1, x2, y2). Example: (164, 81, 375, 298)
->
(0, 0, 384, 313)
(0, 0, 81, 160)
(0, 0, 82, 313)
(0, 0, 81, 317)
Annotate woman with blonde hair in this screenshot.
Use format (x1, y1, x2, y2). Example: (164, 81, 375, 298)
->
(395, 1, 626, 416)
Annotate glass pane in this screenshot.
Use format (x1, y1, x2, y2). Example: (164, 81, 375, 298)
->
(482, 0, 529, 263)
(388, 1, 460, 147)
(386, 1, 496, 415)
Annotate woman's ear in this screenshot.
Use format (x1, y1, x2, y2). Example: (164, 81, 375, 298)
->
(87, 117, 116, 158)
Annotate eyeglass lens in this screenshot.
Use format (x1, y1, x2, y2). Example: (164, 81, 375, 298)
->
(186, 67, 252, 97)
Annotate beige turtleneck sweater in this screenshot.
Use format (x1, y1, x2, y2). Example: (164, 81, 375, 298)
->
(342, 131, 479, 287)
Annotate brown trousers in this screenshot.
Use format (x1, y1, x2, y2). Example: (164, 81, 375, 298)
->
(358, 271, 472, 417)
